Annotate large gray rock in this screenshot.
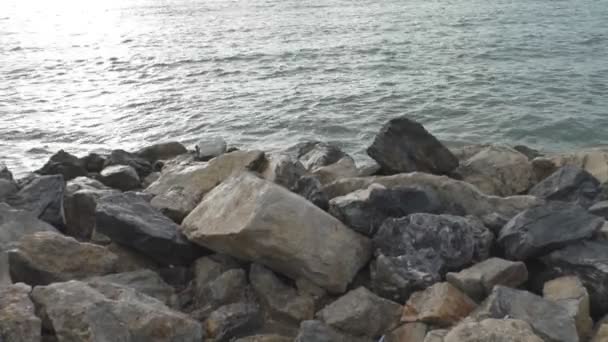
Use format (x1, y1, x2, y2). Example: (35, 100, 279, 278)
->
(547, 148, 608, 183)
(312, 157, 358, 185)
(367, 117, 458, 174)
(195, 137, 227, 161)
(193, 268, 251, 319)
(589, 200, 608, 219)
(473, 286, 578, 342)
(316, 286, 402, 337)
(36, 150, 87, 181)
(498, 201, 603, 260)
(543, 276, 593, 341)
(63, 177, 117, 240)
(181, 172, 371, 293)
(135, 141, 188, 162)
(0, 178, 17, 200)
(81, 152, 107, 173)
(285, 141, 349, 171)
(95, 192, 202, 266)
(104, 149, 154, 178)
(371, 213, 493, 301)
(0, 162, 13, 180)
(86, 270, 177, 307)
(383, 323, 427, 342)
(5, 175, 65, 227)
(329, 183, 441, 236)
(529, 165, 601, 208)
(0, 283, 41, 342)
(295, 320, 373, 342)
(444, 319, 543, 342)
(204, 302, 263, 342)
(99, 165, 141, 191)
(31, 280, 203, 342)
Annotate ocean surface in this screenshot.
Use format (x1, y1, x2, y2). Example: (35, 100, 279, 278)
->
(1, 0, 607, 175)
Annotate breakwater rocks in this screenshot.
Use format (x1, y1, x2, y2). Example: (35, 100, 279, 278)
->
(3, 116, 608, 341)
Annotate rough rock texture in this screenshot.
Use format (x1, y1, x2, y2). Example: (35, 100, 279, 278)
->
(86, 270, 177, 307)
(285, 141, 349, 171)
(473, 286, 578, 342)
(402, 282, 477, 327)
(96, 191, 202, 265)
(294, 320, 373, 342)
(8, 231, 119, 285)
(63, 177, 117, 240)
(316, 287, 402, 337)
(0, 162, 13, 180)
(146, 150, 265, 222)
(292, 175, 329, 210)
(548, 148, 608, 182)
(104, 149, 154, 177)
(36, 150, 87, 181)
(81, 152, 106, 173)
(529, 165, 601, 208)
(135, 141, 187, 162)
(328, 183, 441, 236)
(514, 145, 543, 160)
(543, 276, 593, 341)
(204, 302, 263, 342)
(31, 280, 203, 342)
(498, 201, 603, 260)
(5, 175, 65, 227)
(181, 172, 371, 293)
(235, 335, 292, 342)
(0, 283, 41, 342)
(423, 329, 448, 342)
(195, 137, 227, 160)
(0, 178, 17, 200)
(531, 156, 558, 182)
(99, 165, 141, 191)
(457, 145, 534, 196)
(323, 173, 541, 219)
(383, 323, 427, 342)
(367, 117, 458, 174)
(193, 268, 250, 318)
(446, 257, 528, 301)
(250, 263, 315, 322)
(311, 157, 358, 185)
(589, 200, 608, 219)
(371, 214, 493, 301)
(592, 316, 608, 342)
(444, 319, 543, 342)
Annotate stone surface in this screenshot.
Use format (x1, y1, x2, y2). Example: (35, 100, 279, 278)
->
(446, 257, 528, 301)
(444, 319, 543, 342)
(81, 152, 106, 173)
(423, 329, 448, 342)
(294, 320, 372, 342)
(36, 150, 87, 181)
(8, 231, 119, 285)
(514, 145, 543, 160)
(31, 280, 203, 342)
(498, 201, 603, 260)
(371, 213, 493, 301)
(135, 141, 188, 162)
(195, 137, 227, 160)
(194, 268, 250, 317)
(285, 141, 349, 171)
(548, 148, 608, 183)
(250, 263, 315, 322)
(6, 175, 65, 227)
(473, 286, 578, 342)
(543, 276, 593, 341)
(0, 178, 17, 200)
(0, 162, 13, 180)
(86, 270, 177, 307)
(329, 183, 441, 236)
(235, 335, 292, 342)
(63, 178, 117, 240)
(323, 172, 541, 219)
(402, 282, 477, 327)
(0, 283, 41, 342)
(457, 145, 534, 196)
(204, 302, 263, 342)
(292, 175, 329, 210)
(367, 116, 458, 174)
(96, 191, 202, 265)
(383, 323, 427, 342)
(99, 165, 141, 191)
(529, 165, 601, 208)
(146, 150, 265, 222)
(104, 149, 154, 177)
(311, 157, 358, 185)
(317, 286, 402, 337)
(589, 200, 608, 219)
(181, 172, 371, 293)
(592, 317, 608, 342)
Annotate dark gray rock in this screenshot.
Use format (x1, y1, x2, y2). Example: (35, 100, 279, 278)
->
(0, 162, 13, 181)
(329, 184, 441, 236)
(136, 141, 188, 163)
(514, 145, 543, 160)
(81, 152, 106, 173)
(5, 175, 65, 228)
(366, 117, 458, 174)
(104, 149, 153, 178)
(498, 201, 603, 261)
(63, 177, 117, 240)
(0, 283, 41, 342)
(293, 175, 329, 210)
(0, 178, 17, 200)
(86, 270, 177, 307)
(95, 192, 203, 265)
(285, 141, 349, 171)
(589, 200, 608, 219)
(36, 150, 87, 181)
(473, 286, 578, 342)
(204, 302, 264, 342)
(100, 165, 141, 191)
(195, 269, 250, 316)
(529, 165, 601, 208)
(295, 320, 372, 342)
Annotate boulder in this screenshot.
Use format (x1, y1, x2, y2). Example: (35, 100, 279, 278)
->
(366, 117, 458, 174)
(106, 243, 160, 272)
(473, 286, 578, 342)
(0, 162, 13, 180)
(294, 320, 373, 342)
(402, 282, 477, 327)
(81, 152, 107, 173)
(235, 335, 292, 342)
(194, 268, 250, 318)
(142, 171, 160, 188)
(383, 323, 427, 342)
(498, 201, 603, 260)
(444, 319, 543, 342)
(589, 200, 608, 219)
(0, 178, 17, 200)
(328, 183, 441, 236)
(446, 258, 528, 301)
(95, 192, 202, 266)
(204, 302, 263, 342)
(135, 141, 188, 162)
(36, 150, 87, 181)
(285, 141, 349, 171)
(543, 276, 593, 341)
(5, 175, 65, 227)
(195, 137, 227, 161)
(63, 177, 117, 240)
(86, 270, 177, 307)
(529, 165, 601, 208)
(293, 175, 329, 210)
(31, 280, 203, 342)
(548, 148, 608, 182)
(456, 145, 534, 196)
(99, 165, 141, 191)
(0, 283, 41, 342)
(181, 172, 371, 293)
(250, 263, 315, 322)
(531, 156, 558, 182)
(8, 231, 119, 285)
(311, 157, 358, 185)
(146, 150, 265, 222)
(323, 173, 541, 219)
(104, 149, 154, 177)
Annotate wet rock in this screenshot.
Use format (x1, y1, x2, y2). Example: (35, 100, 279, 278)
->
(195, 137, 227, 161)
(6, 175, 65, 228)
(316, 286, 402, 337)
(589, 200, 608, 219)
(383, 323, 427, 342)
(548, 148, 608, 182)
(8, 231, 119, 286)
(181, 172, 371, 293)
(473, 286, 578, 342)
(446, 257, 528, 301)
(293, 175, 329, 210)
(294, 320, 373, 342)
(285, 141, 349, 171)
(311, 157, 358, 185)
(86, 270, 177, 307)
(543, 276, 593, 341)
(135, 141, 188, 162)
(31, 280, 203, 342)
(63, 177, 117, 240)
(81, 152, 106, 173)
(0, 283, 41, 342)
(36, 150, 87, 181)
(329, 183, 441, 236)
(204, 302, 263, 342)
(99, 165, 141, 191)
(323, 172, 541, 219)
(529, 165, 601, 208)
(104, 149, 153, 178)
(444, 319, 543, 342)
(95, 191, 202, 266)
(250, 263, 315, 322)
(402, 282, 476, 327)
(146, 150, 265, 222)
(498, 201, 603, 260)
(457, 145, 534, 196)
(367, 116, 458, 174)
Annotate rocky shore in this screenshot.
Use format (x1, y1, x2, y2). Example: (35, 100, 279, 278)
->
(2, 116, 608, 341)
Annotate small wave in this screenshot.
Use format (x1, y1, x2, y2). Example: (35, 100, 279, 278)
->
(577, 36, 605, 45)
